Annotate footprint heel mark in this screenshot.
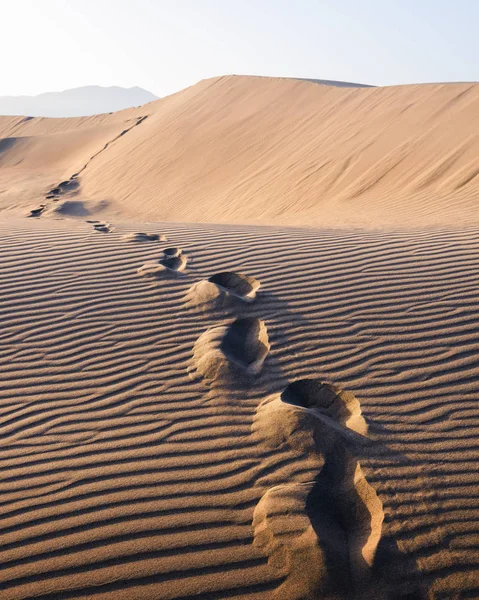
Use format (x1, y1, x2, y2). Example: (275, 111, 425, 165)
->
(190, 317, 270, 383)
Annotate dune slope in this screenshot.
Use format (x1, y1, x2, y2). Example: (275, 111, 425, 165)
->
(0, 75, 478, 227)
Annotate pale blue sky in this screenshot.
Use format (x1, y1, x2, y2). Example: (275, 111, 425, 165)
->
(1, 0, 477, 97)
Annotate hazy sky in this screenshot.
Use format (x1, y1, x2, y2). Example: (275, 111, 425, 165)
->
(1, 0, 477, 97)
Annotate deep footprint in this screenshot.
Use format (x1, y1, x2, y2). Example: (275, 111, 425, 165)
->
(281, 379, 367, 435)
(138, 250, 187, 276)
(29, 205, 46, 217)
(253, 380, 382, 599)
(163, 247, 181, 257)
(253, 450, 384, 599)
(209, 272, 260, 301)
(191, 317, 270, 382)
(253, 379, 368, 455)
(93, 222, 113, 233)
(185, 271, 261, 307)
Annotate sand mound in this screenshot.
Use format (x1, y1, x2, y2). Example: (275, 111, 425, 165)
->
(137, 262, 167, 276)
(192, 317, 269, 382)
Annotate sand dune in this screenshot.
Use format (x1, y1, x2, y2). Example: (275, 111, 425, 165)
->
(0, 76, 478, 227)
(1, 75, 479, 598)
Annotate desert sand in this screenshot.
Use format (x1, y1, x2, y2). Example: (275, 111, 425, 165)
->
(0, 76, 478, 599)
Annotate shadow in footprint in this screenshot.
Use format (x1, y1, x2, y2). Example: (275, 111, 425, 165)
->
(305, 440, 384, 597)
(220, 317, 270, 375)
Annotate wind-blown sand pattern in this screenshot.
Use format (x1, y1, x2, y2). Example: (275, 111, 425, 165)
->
(1, 218, 479, 598)
(1, 76, 479, 599)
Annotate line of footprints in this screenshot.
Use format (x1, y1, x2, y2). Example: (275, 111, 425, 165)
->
(23, 212, 391, 598)
(131, 231, 387, 600)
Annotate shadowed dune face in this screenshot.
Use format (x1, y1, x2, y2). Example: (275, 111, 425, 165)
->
(192, 317, 270, 383)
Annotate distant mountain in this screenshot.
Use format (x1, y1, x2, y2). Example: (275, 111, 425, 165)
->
(0, 86, 158, 118)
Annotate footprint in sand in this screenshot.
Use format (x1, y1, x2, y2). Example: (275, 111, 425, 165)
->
(160, 247, 187, 271)
(137, 248, 187, 277)
(253, 451, 384, 599)
(93, 222, 113, 233)
(191, 317, 270, 382)
(253, 379, 368, 454)
(29, 204, 46, 217)
(185, 271, 261, 307)
(122, 232, 166, 242)
(252, 381, 383, 599)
